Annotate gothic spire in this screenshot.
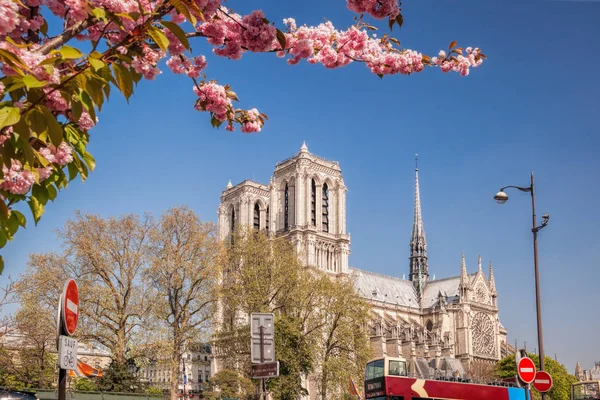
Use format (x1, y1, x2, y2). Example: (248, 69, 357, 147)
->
(489, 261, 496, 293)
(409, 156, 429, 294)
(460, 252, 468, 283)
(576, 361, 583, 381)
(478, 254, 483, 273)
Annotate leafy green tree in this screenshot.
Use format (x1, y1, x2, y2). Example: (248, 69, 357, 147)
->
(496, 353, 578, 400)
(75, 378, 99, 391)
(216, 228, 371, 399)
(202, 369, 254, 400)
(97, 360, 142, 393)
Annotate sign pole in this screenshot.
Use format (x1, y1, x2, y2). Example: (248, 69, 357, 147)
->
(58, 367, 67, 400)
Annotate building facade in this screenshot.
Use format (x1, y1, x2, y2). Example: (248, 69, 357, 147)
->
(575, 361, 600, 382)
(216, 143, 508, 381)
(137, 343, 212, 393)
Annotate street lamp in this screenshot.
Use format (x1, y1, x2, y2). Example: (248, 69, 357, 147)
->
(494, 172, 550, 399)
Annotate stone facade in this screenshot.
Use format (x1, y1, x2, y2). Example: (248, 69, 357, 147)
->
(216, 143, 507, 385)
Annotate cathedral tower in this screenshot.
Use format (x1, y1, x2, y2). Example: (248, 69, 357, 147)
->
(409, 160, 429, 296)
(217, 142, 350, 275)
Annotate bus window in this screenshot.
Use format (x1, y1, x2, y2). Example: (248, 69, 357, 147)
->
(389, 360, 407, 376)
(366, 359, 385, 380)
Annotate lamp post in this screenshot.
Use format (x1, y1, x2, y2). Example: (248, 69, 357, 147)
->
(494, 172, 550, 399)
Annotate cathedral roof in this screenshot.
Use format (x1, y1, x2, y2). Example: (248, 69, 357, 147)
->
(350, 268, 419, 308)
(421, 275, 462, 308)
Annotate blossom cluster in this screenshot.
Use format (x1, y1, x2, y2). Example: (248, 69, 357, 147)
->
(240, 108, 261, 133)
(131, 45, 164, 80)
(346, 0, 401, 20)
(193, 82, 231, 121)
(198, 9, 277, 60)
(431, 47, 484, 76)
(0, 160, 36, 195)
(166, 55, 207, 79)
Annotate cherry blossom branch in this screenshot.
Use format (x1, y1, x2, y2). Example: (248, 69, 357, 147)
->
(36, 18, 94, 55)
(217, 7, 247, 30)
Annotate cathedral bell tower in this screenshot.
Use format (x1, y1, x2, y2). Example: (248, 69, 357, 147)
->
(409, 158, 429, 297)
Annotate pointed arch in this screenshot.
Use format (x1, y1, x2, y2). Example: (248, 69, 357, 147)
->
(322, 182, 329, 232)
(253, 202, 260, 231)
(265, 206, 269, 233)
(311, 178, 316, 226)
(284, 183, 289, 231)
(230, 205, 236, 243)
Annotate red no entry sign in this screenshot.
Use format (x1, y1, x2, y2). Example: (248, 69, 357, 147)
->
(533, 371, 553, 393)
(517, 357, 536, 384)
(62, 279, 79, 336)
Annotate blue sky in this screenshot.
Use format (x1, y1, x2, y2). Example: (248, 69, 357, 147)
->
(2, 0, 600, 374)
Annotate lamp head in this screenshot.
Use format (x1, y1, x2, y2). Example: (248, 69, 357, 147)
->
(494, 190, 509, 204)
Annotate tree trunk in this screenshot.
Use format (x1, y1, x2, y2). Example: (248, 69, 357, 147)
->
(38, 345, 45, 388)
(171, 331, 182, 400)
(320, 355, 329, 400)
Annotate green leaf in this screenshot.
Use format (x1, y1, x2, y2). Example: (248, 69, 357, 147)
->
(92, 7, 107, 21)
(32, 184, 49, 205)
(58, 45, 84, 60)
(82, 152, 96, 171)
(71, 98, 83, 121)
(46, 184, 58, 201)
(25, 107, 48, 137)
(84, 74, 105, 110)
(0, 255, 4, 274)
(28, 196, 44, 225)
(0, 107, 20, 131)
(80, 90, 96, 122)
(89, 57, 105, 71)
(40, 105, 63, 146)
(22, 75, 47, 89)
(12, 210, 26, 228)
(67, 162, 79, 182)
(6, 214, 19, 236)
(276, 29, 287, 50)
(147, 26, 170, 51)
(0, 200, 9, 220)
(112, 63, 134, 101)
(160, 20, 190, 50)
(169, 0, 196, 25)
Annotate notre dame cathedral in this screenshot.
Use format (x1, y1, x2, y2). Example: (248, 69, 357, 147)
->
(216, 143, 510, 385)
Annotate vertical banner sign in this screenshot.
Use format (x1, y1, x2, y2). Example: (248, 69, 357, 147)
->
(57, 278, 80, 400)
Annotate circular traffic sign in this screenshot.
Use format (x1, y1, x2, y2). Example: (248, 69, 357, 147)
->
(517, 357, 536, 384)
(62, 279, 79, 336)
(533, 371, 553, 393)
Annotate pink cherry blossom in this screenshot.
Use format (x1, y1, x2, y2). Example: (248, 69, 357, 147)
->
(39, 142, 74, 165)
(240, 108, 262, 133)
(78, 111, 96, 131)
(0, 82, 5, 99)
(193, 82, 231, 121)
(0, 160, 36, 195)
(37, 166, 53, 182)
(0, 0, 19, 36)
(346, 0, 400, 20)
(131, 45, 164, 80)
(0, 127, 11, 145)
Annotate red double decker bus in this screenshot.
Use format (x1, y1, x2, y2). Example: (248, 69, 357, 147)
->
(365, 356, 532, 400)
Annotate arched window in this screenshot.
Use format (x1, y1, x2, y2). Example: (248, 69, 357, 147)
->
(253, 203, 260, 231)
(311, 179, 316, 226)
(284, 183, 289, 231)
(230, 207, 235, 243)
(426, 320, 433, 332)
(322, 183, 329, 232)
(265, 206, 269, 233)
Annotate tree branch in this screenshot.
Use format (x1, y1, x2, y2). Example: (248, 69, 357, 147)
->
(36, 18, 94, 55)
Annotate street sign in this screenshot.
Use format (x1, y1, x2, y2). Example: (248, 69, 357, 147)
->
(58, 335, 78, 370)
(251, 361, 279, 379)
(517, 357, 536, 384)
(251, 338, 275, 363)
(251, 313, 274, 338)
(250, 313, 275, 364)
(61, 279, 79, 336)
(533, 371, 553, 393)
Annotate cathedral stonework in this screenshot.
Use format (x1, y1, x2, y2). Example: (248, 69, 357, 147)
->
(216, 143, 508, 390)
